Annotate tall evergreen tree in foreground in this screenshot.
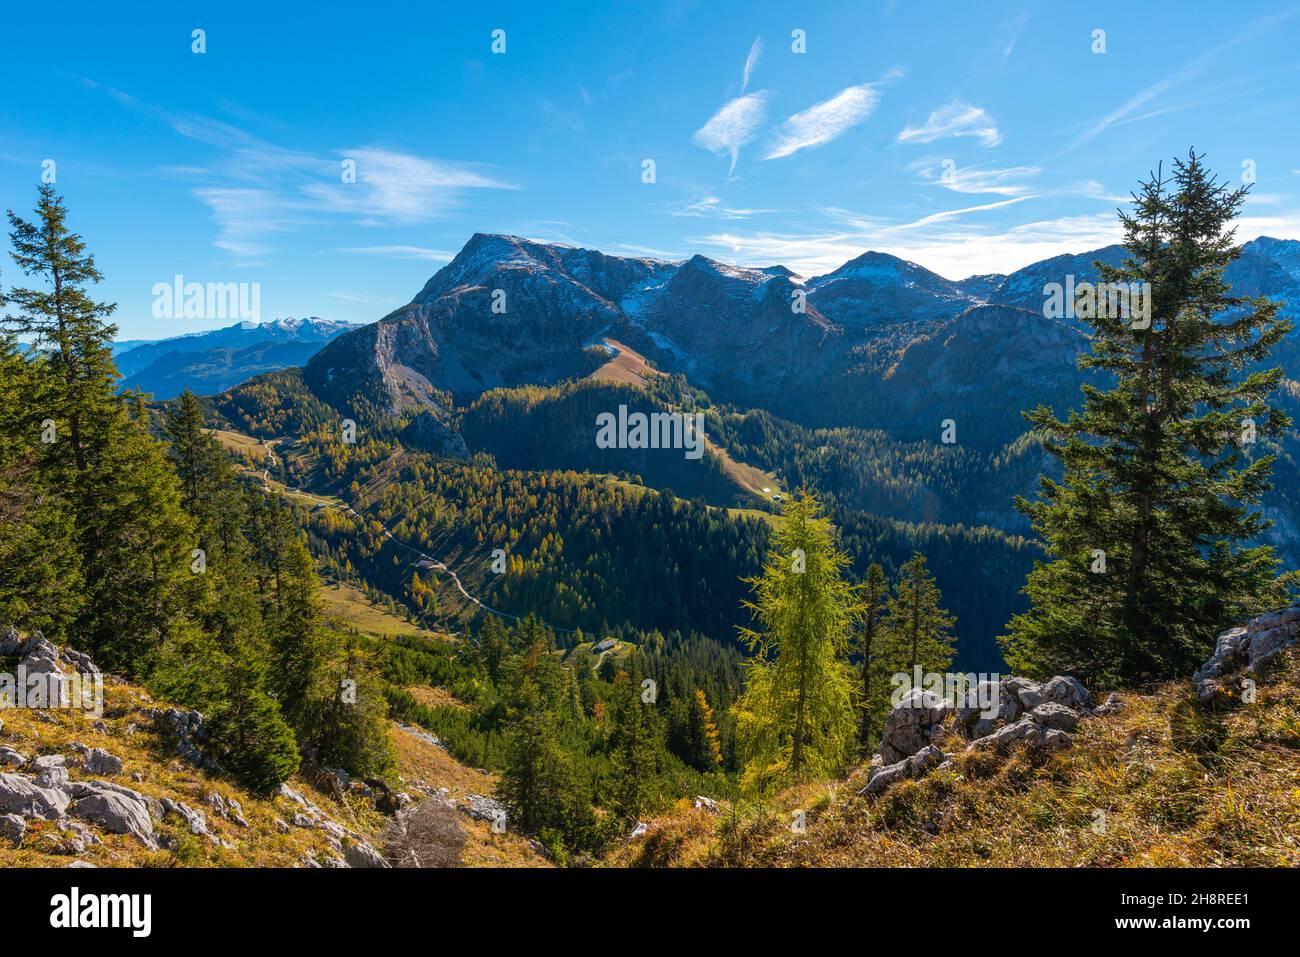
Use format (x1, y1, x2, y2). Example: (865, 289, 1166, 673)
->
(732, 492, 859, 790)
(1003, 152, 1294, 686)
(3, 184, 193, 672)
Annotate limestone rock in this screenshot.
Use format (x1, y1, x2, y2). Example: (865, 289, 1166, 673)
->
(1003, 676, 1043, 709)
(1, 813, 25, 845)
(1029, 701, 1081, 732)
(693, 795, 721, 814)
(161, 798, 207, 835)
(83, 747, 123, 776)
(0, 771, 70, 818)
(878, 688, 950, 764)
(861, 744, 946, 797)
(70, 789, 157, 849)
(343, 838, 388, 868)
(1041, 676, 1092, 711)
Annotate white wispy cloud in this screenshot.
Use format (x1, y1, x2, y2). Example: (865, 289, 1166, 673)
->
(304, 148, 516, 225)
(764, 84, 883, 160)
(666, 195, 782, 218)
(742, 37, 762, 93)
(898, 99, 1002, 148)
(193, 187, 304, 258)
(692, 93, 769, 174)
(911, 159, 1041, 196)
(81, 79, 517, 258)
(337, 245, 457, 261)
(688, 206, 1124, 279)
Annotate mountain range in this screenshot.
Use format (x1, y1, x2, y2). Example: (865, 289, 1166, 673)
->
(114, 317, 361, 400)
(299, 232, 1300, 450)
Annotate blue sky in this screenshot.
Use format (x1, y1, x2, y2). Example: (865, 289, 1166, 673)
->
(3, 0, 1300, 340)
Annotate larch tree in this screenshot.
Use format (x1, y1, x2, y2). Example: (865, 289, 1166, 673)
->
(732, 491, 860, 791)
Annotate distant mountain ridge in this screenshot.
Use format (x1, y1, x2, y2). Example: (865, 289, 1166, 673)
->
(116, 317, 361, 399)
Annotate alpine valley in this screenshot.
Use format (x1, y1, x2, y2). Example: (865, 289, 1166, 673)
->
(194, 232, 1300, 673)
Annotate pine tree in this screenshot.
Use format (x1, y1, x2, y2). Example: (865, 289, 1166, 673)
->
(732, 492, 860, 790)
(855, 563, 889, 750)
(606, 665, 664, 822)
(1003, 152, 1294, 685)
(4, 185, 193, 673)
(882, 552, 957, 678)
(3, 183, 117, 474)
(495, 622, 581, 834)
(0, 333, 83, 635)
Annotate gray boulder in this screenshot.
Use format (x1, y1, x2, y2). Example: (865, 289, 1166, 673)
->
(952, 679, 1020, 739)
(161, 798, 207, 835)
(70, 789, 157, 849)
(1030, 702, 1081, 732)
(343, 838, 388, 869)
(1041, 676, 1092, 711)
(1, 813, 25, 845)
(67, 780, 162, 820)
(1195, 606, 1299, 701)
(1003, 676, 1043, 709)
(0, 746, 26, 769)
(83, 747, 123, 776)
(878, 687, 950, 764)
(35, 766, 69, 790)
(861, 744, 947, 797)
(0, 771, 70, 818)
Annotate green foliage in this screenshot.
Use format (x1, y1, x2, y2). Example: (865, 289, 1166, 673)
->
(1003, 153, 1295, 686)
(732, 492, 860, 790)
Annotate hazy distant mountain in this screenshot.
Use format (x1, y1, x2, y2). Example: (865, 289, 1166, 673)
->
(116, 317, 360, 399)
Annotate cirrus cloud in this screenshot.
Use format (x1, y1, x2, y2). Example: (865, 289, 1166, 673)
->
(763, 84, 883, 160)
(899, 99, 1003, 148)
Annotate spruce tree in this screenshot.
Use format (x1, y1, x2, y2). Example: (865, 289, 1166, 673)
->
(0, 333, 83, 635)
(4, 185, 194, 673)
(607, 665, 664, 822)
(1003, 152, 1294, 685)
(881, 552, 957, 678)
(732, 492, 859, 790)
(854, 563, 889, 750)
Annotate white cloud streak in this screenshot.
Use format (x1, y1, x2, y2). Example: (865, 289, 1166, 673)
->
(898, 99, 1002, 148)
(742, 37, 762, 92)
(692, 93, 769, 174)
(764, 85, 883, 160)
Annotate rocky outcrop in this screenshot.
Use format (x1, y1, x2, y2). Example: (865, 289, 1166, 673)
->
(862, 745, 946, 796)
(68, 785, 157, 849)
(1195, 605, 1300, 702)
(0, 771, 71, 818)
(863, 674, 1097, 799)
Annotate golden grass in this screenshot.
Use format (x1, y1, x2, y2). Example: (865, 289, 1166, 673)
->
(390, 725, 549, 868)
(609, 650, 1300, 868)
(0, 680, 385, 868)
